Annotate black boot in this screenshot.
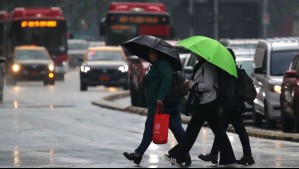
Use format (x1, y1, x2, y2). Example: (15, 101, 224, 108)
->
(198, 153, 218, 165)
(237, 156, 255, 166)
(123, 152, 142, 165)
(184, 155, 192, 166)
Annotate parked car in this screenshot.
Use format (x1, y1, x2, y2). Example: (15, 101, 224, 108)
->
(236, 56, 254, 113)
(67, 39, 90, 68)
(281, 54, 299, 133)
(80, 46, 128, 91)
(252, 37, 299, 129)
(0, 57, 5, 103)
(7, 46, 55, 86)
(183, 53, 197, 80)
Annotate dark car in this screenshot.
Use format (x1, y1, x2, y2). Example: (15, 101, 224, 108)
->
(80, 46, 128, 91)
(7, 46, 55, 86)
(281, 54, 299, 133)
(0, 57, 5, 103)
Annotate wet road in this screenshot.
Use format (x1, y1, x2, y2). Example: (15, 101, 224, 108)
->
(0, 70, 299, 168)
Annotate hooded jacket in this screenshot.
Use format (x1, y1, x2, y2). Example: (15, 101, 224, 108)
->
(189, 62, 218, 104)
(144, 59, 182, 115)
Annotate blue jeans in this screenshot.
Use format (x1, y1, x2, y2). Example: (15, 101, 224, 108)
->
(135, 112, 186, 156)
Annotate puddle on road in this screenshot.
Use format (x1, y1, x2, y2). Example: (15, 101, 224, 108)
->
(0, 101, 75, 109)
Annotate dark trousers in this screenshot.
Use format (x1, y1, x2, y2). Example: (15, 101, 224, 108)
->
(135, 112, 186, 156)
(211, 109, 252, 157)
(168, 100, 236, 165)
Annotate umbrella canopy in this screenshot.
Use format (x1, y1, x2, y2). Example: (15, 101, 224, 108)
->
(178, 36, 238, 78)
(122, 35, 182, 71)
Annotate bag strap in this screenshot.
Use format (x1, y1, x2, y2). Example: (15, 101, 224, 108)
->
(156, 104, 164, 115)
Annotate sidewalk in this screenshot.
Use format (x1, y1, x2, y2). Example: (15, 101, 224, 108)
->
(92, 91, 299, 143)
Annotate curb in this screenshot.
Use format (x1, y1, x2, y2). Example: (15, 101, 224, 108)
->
(92, 91, 299, 143)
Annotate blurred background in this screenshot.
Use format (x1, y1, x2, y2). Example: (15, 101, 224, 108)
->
(1, 0, 299, 41)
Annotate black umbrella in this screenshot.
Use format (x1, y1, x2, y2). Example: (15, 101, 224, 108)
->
(122, 35, 182, 71)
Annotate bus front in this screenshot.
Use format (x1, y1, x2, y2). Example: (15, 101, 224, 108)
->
(10, 8, 68, 80)
(102, 12, 173, 46)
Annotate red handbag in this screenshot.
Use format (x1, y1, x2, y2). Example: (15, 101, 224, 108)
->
(153, 105, 169, 145)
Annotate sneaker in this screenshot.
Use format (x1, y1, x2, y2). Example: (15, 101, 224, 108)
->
(198, 153, 218, 165)
(164, 154, 183, 168)
(123, 152, 142, 165)
(237, 156, 255, 166)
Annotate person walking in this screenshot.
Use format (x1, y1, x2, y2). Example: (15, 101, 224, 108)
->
(198, 48, 255, 166)
(165, 53, 237, 167)
(123, 49, 191, 166)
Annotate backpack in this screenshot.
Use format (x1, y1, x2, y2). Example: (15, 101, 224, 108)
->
(217, 66, 257, 104)
(237, 66, 257, 103)
(164, 71, 188, 106)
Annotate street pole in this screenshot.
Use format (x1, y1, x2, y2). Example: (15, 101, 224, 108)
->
(189, 0, 194, 36)
(262, 0, 269, 38)
(214, 0, 219, 39)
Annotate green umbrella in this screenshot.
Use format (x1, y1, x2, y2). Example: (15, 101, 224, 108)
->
(178, 36, 238, 78)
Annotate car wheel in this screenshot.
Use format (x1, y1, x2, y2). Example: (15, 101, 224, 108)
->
(123, 84, 129, 90)
(80, 83, 88, 91)
(253, 105, 263, 127)
(129, 84, 138, 107)
(138, 88, 147, 108)
(294, 103, 299, 133)
(43, 80, 49, 86)
(281, 110, 294, 133)
(49, 79, 55, 86)
(0, 92, 3, 103)
(265, 101, 277, 129)
(6, 76, 17, 86)
(56, 73, 65, 81)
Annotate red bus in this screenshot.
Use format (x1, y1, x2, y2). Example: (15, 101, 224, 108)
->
(100, 2, 174, 46)
(6, 7, 68, 80)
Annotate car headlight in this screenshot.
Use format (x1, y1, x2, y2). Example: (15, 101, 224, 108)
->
(118, 65, 128, 73)
(81, 66, 91, 73)
(48, 64, 55, 72)
(12, 64, 21, 72)
(270, 85, 281, 94)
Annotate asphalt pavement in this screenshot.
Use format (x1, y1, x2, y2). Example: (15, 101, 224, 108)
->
(0, 70, 299, 168)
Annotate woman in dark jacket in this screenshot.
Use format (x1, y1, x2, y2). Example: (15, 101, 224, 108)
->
(123, 49, 191, 166)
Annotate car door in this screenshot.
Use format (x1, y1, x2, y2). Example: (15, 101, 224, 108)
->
(282, 56, 298, 116)
(253, 46, 268, 114)
(294, 56, 299, 115)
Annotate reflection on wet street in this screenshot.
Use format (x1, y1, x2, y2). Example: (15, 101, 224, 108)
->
(0, 70, 298, 168)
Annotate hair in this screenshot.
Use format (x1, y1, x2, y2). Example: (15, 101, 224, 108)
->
(227, 48, 236, 61)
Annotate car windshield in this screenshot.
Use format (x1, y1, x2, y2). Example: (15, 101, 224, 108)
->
(229, 44, 257, 50)
(15, 50, 49, 60)
(68, 41, 90, 51)
(86, 50, 123, 61)
(271, 50, 298, 76)
(237, 60, 254, 75)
